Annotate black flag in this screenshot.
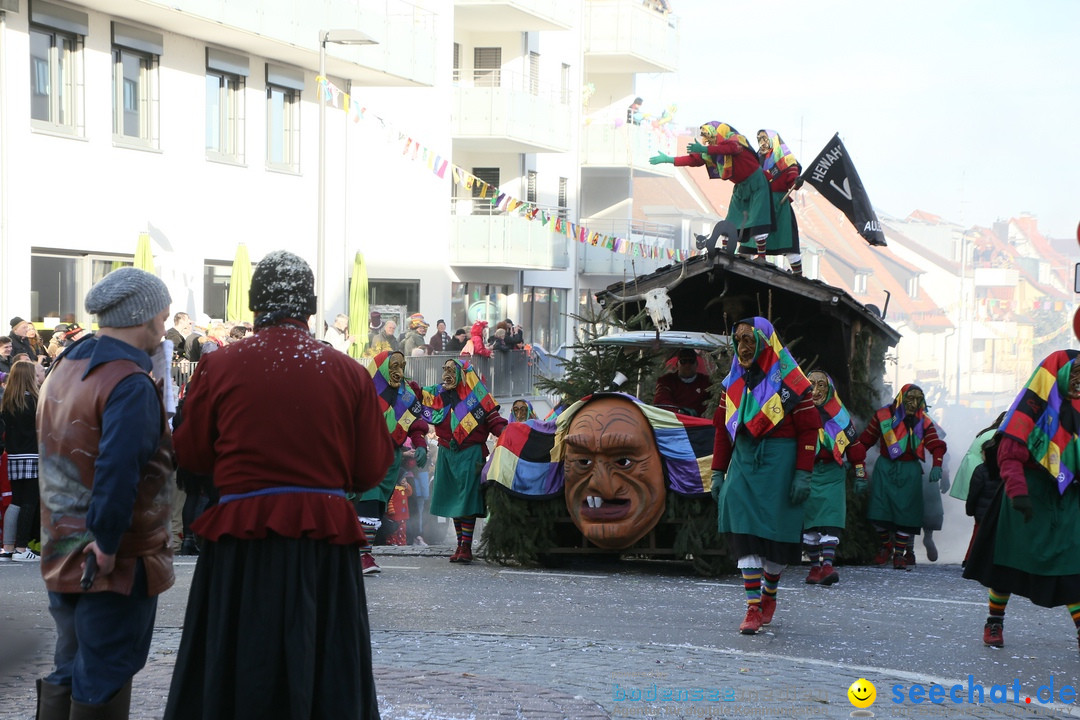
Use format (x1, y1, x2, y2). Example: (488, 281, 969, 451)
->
(804, 133, 886, 247)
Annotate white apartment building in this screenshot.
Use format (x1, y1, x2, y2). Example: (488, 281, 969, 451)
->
(0, 0, 682, 352)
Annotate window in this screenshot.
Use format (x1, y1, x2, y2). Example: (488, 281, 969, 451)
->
(522, 286, 566, 351)
(528, 51, 540, 95)
(369, 280, 419, 312)
(907, 274, 919, 298)
(112, 23, 162, 147)
(854, 271, 868, 295)
(206, 48, 248, 163)
(452, 43, 460, 83)
(31, 252, 128, 325)
(527, 171, 537, 204)
(560, 63, 571, 104)
(471, 167, 500, 215)
(558, 177, 568, 219)
(203, 262, 231, 320)
(474, 47, 501, 87)
(451, 283, 510, 331)
(266, 64, 304, 172)
(29, 2, 87, 133)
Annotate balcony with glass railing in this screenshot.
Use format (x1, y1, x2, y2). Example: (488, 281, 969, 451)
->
(450, 199, 570, 270)
(452, 68, 573, 153)
(583, 0, 679, 74)
(576, 219, 679, 275)
(580, 120, 677, 176)
(454, 0, 575, 31)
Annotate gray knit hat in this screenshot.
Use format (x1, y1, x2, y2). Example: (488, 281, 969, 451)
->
(85, 267, 171, 328)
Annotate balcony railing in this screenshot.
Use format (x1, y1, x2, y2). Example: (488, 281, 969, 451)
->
(576, 218, 679, 276)
(450, 198, 570, 269)
(452, 68, 572, 153)
(583, 0, 679, 74)
(580, 121, 677, 175)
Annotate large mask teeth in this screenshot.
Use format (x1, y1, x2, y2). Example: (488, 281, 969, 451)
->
(586, 495, 604, 508)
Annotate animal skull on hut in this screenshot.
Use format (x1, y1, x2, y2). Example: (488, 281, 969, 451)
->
(610, 261, 688, 332)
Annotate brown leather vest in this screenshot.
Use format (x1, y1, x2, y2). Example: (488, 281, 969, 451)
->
(37, 354, 175, 596)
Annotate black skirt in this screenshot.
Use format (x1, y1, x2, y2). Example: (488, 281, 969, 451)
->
(963, 483, 1080, 608)
(164, 533, 380, 720)
(727, 533, 803, 566)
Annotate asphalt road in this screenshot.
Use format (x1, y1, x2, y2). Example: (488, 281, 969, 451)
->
(2, 548, 1079, 719)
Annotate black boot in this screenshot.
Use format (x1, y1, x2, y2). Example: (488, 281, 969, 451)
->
(36, 678, 71, 720)
(180, 536, 199, 556)
(69, 680, 131, 720)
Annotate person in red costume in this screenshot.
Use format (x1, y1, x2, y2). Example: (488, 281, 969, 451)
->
(165, 251, 393, 720)
(653, 348, 711, 417)
(754, 129, 804, 275)
(856, 384, 947, 571)
(651, 122, 773, 255)
(460, 319, 492, 358)
(710, 317, 819, 635)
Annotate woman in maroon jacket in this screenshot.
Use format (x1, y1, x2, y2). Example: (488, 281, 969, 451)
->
(165, 251, 393, 720)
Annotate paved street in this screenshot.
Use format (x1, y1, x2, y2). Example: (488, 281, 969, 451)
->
(2, 545, 1080, 719)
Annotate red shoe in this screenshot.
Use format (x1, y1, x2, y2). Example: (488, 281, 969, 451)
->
(983, 621, 1004, 648)
(457, 545, 473, 564)
(818, 564, 839, 586)
(360, 553, 381, 575)
(760, 595, 776, 625)
(805, 566, 823, 584)
(449, 545, 462, 563)
(873, 544, 892, 566)
(893, 554, 909, 571)
(905, 548, 916, 567)
(739, 605, 763, 634)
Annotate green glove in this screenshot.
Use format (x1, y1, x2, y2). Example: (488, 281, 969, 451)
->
(929, 466, 942, 483)
(1011, 495, 1034, 523)
(710, 470, 725, 502)
(649, 153, 674, 165)
(414, 446, 428, 469)
(790, 469, 812, 505)
(686, 141, 708, 154)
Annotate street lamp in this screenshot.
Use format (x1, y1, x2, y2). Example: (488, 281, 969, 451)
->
(318, 28, 376, 338)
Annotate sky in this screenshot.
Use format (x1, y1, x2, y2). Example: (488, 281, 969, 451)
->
(635, 0, 1079, 241)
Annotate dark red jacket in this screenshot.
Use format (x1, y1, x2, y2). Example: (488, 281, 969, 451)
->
(675, 139, 761, 184)
(175, 322, 393, 545)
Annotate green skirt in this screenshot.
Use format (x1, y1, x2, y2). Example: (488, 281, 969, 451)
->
(429, 444, 486, 519)
(993, 467, 1080, 576)
(725, 169, 773, 239)
(804, 460, 846, 530)
(718, 436, 803, 544)
(739, 191, 797, 254)
(867, 457, 924, 529)
(358, 447, 403, 504)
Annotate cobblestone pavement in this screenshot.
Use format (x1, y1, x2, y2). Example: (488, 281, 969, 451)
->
(3, 546, 1080, 720)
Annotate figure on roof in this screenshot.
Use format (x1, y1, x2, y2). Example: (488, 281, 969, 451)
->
(650, 122, 773, 257)
(755, 129, 804, 276)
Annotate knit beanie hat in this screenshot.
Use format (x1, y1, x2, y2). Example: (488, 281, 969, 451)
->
(249, 250, 316, 325)
(9, 316, 25, 329)
(85, 267, 171, 328)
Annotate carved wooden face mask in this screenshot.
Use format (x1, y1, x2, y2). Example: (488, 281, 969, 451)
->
(1068, 361, 1080, 400)
(562, 396, 666, 549)
(809, 371, 830, 407)
(387, 352, 406, 389)
(903, 386, 925, 416)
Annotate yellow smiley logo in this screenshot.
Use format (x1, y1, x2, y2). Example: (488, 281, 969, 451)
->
(848, 678, 876, 709)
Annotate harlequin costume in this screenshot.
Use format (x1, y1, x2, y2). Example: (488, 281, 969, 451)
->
(802, 372, 866, 586)
(964, 350, 1080, 651)
(652, 122, 773, 247)
(355, 351, 429, 572)
(711, 317, 819, 633)
(422, 359, 507, 563)
(754, 129, 803, 274)
(857, 384, 946, 571)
